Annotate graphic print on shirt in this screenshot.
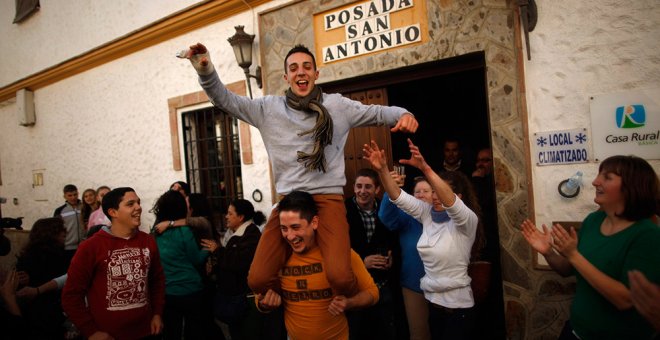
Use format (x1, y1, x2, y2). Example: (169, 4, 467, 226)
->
(106, 247, 151, 311)
(281, 262, 332, 301)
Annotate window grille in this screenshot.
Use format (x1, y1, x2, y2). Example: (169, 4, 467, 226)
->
(181, 106, 242, 229)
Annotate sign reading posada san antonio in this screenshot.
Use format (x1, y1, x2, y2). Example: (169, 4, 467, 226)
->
(313, 0, 428, 66)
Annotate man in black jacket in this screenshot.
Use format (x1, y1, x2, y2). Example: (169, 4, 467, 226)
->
(345, 168, 406, 340)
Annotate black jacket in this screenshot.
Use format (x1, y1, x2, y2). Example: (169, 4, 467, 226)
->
(213, 224, 261, 296)
(345, 197, 400, 285)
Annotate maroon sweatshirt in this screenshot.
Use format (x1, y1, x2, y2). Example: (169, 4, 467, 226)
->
(62, 228, 165, 339)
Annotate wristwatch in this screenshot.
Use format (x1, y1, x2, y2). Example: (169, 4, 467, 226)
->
(168, 220, 175, 227)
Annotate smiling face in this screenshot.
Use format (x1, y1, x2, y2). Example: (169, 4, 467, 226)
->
(354, 175, 380, 211)
(83, 190, 96, 205)
(413, 180, 433, 203)
(592, 170, 624, 213)
(284, 52, 319, 97)
(279, 210, 318, 254)
(475, 149, 493, 175)
(108, 191, 142, 231)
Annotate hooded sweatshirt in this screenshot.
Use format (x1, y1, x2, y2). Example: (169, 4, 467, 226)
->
(62, 227, 166, 339)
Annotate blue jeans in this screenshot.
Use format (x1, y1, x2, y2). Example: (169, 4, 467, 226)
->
(428, 303, 475, 340)
(163, 291, 206, 340)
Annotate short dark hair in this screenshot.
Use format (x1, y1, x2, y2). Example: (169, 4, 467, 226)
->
(188, 193, 211, 218)
(284, 44, 316, 73)
(598, 155, 659, 220)
(152, 190, 188, 222)
(278, 191, 318, 223)
(102, 187, 135, 220)
(63, 184, 78, 193)
(355, 168, 380, 187)
(443, 137, 461, 147)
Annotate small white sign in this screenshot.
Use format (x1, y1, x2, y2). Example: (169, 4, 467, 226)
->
(533, 128, 590, 166)
(590, 88, 660, 161)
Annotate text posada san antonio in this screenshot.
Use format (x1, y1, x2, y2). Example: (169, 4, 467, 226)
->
(322, 0, 420, 63)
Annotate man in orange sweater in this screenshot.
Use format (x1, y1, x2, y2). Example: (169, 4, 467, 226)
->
(257, 191, 379, 340)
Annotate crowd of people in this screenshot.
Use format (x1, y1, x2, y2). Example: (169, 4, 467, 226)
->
(0, 41, 658, 340)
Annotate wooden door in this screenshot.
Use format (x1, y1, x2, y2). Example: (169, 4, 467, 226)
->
(343, 88, 393, 197)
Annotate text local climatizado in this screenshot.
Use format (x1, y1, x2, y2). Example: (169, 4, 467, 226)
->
(538, 132, 588, 164)
(322, 0, 420, 63)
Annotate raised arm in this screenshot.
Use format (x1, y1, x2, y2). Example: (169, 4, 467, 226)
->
(390, 113, 418, 133)
(399, 138, 455, 207)
(362, 140, 402, 200)
(184, 43, 214, 76)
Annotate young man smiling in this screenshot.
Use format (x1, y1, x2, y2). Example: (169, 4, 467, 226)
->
(257, 191, 379, 340)
(183, 42, 419, 297)
(62, 187, 166, 340)
(345, 168, 402, 339)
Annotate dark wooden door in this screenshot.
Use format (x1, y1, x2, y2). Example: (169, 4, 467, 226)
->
(343, 88, 393, 197)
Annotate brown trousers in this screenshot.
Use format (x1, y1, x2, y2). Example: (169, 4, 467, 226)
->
(247, 194, 359, 297)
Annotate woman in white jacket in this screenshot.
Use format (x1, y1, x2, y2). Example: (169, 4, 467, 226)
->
(364, 138, 481, 340)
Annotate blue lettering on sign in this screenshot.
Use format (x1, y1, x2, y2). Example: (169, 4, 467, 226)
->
(537, 149, 588, 164)
(548, 132, 574, 146)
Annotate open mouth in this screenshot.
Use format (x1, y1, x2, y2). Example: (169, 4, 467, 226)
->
(289, 237, 303, 249)
(296, 80, 309, 91)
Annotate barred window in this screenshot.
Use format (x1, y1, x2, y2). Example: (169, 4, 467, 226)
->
(181, 106, 242, 229)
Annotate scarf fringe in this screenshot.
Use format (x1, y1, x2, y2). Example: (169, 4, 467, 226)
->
(286, 86, 333, 173)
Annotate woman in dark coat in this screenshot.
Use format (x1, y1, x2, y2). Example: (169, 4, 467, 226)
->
(16, 217, 69, 339)
(202, 199, 284, 340)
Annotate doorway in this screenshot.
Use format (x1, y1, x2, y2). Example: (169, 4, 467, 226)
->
(323, 50, 506, 340)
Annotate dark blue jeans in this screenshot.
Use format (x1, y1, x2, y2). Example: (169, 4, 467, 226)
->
(428, 303, 475, 340)
(163, 291, 206, 340)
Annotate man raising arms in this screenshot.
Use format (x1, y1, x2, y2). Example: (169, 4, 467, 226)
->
(183, 42, 418, 297)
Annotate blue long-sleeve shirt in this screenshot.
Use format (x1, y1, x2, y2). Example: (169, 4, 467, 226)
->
(378, 192, 425, 292)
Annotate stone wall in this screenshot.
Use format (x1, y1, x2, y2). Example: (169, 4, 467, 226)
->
(259, 0, 569, 338)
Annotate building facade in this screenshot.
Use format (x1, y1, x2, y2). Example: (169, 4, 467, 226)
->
(1, 0, 658, 338)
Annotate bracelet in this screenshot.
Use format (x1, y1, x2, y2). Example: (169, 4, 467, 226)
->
(168, 220, 175, 227)
(36, 287, 40, 295)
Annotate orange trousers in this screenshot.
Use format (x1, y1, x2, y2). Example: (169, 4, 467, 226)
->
(247, 194, 358, 297)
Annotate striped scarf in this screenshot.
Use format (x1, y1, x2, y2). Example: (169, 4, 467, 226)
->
(285, 86, 333, 173)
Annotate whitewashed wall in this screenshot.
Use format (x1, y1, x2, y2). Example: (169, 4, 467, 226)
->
(0, 0, 204, 87)
(524, 0, 660, 229)
(0, 1, 288, 231)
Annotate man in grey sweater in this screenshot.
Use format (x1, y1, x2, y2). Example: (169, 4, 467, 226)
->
(184, 42, 418, 297)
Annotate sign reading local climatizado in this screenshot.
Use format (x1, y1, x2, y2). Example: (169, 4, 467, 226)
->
(533, 128, 590, 166)
(590, 88, 660, 161)
(313, 0, 427, 66)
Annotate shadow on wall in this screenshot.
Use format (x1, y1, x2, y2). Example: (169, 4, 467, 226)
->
(0, 230, 30, 272)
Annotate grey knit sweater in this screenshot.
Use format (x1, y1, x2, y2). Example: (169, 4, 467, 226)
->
(199, 71, 408, 195)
